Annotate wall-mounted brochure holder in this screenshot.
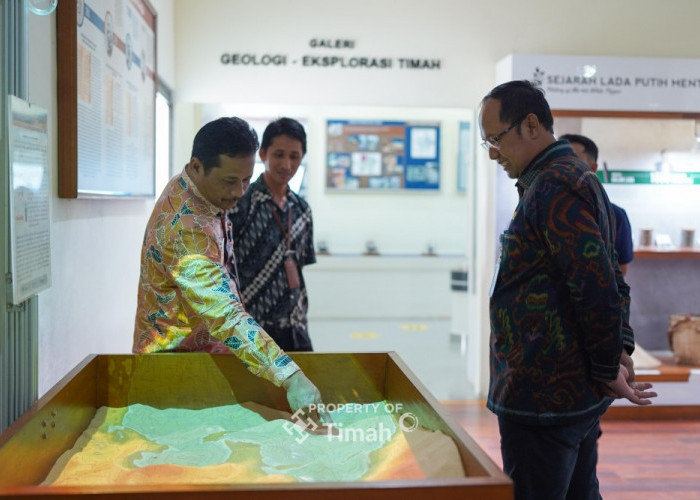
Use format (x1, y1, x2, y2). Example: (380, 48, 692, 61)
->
(7, 96, 51, 304)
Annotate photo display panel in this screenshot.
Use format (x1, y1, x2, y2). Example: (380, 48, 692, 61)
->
(326, 120, 440, 191)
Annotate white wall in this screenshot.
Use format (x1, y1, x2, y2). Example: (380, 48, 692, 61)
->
(28, 0, 700, 398)
(150, 0, 176, 89)
(173, 0, 700, 108)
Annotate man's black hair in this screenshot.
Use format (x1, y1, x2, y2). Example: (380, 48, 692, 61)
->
(482, 80, 554, 134)
(559, 133, 599, 161)
(191, 117, 259, 173)
(260, 117, 307, 155)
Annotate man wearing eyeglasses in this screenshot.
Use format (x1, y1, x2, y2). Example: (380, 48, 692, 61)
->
(479, 80, 656, 499)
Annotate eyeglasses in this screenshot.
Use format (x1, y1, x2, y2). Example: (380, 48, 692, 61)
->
(481, 114, 529, 151)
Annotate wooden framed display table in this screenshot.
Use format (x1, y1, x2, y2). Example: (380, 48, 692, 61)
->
(0, 353, 511, 499)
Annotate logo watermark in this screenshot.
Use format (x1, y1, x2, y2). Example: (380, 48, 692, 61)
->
(283, 402, 419, 444)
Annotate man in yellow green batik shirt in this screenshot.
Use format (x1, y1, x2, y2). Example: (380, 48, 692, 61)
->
(133, 117, 325, 417)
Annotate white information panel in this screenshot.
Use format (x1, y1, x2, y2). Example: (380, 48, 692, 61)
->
(498, 54, 700, 113)
(8, 96, 52, 305)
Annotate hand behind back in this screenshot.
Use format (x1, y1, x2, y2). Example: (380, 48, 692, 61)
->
(604, 364, 658, 405)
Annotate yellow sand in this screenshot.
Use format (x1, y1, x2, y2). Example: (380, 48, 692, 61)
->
(43, 401, 464, 485)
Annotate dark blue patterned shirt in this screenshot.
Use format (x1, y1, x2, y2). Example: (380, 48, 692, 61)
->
(488, 141, 634, 425)
(611, 203, 634, 266)
(229, 175, 316, 351)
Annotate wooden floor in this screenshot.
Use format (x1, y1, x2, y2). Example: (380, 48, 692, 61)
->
(443, 400, 700, 499)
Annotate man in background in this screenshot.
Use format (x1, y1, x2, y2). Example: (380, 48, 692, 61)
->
(230, 118, 316, 352)
(559, 134, 634, 274)
(479, 80, 656, 499)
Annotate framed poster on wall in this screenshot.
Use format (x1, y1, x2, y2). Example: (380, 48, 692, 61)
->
(57, 0, 157, 198)
(326, 120, 440, 191)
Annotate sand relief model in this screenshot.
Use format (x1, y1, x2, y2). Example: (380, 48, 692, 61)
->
(43, 401, 464, 485)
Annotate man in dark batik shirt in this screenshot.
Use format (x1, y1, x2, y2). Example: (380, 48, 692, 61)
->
(479, 80, 657, 499)
(230, 118, 316, 352)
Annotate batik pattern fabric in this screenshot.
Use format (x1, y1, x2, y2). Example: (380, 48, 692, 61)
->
(230, 175, 316, 351)
(133, 168, 299, 387)
(488, 141, 634, 426)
